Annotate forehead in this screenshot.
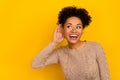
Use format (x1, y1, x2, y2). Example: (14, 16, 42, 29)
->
(65, 16, 82, 25)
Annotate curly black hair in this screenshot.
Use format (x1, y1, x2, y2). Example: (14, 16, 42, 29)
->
(58, 6, 92, 28)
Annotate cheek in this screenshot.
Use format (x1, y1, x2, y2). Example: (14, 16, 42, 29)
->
(78, 29, 84, 34)
(63, 30, 70, 37)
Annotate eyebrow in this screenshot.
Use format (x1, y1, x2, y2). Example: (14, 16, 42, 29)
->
(67, 23, 82, 25)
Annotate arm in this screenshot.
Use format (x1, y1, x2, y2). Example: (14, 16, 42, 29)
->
(96, 44, 110, 80)
(31, 24, 64, 69)
(31, 42, 59, 69)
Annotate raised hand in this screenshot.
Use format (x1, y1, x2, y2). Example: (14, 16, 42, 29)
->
(52, 24, 64, 45)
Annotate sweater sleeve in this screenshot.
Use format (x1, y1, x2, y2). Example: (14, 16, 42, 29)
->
(96, 44, 110, 80)
(31, 43, 59, 69)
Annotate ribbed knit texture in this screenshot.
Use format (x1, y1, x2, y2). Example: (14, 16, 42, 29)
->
(32, 41, 110, 80)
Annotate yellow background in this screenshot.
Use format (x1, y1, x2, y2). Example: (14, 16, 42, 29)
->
(0, 0, 120, 80)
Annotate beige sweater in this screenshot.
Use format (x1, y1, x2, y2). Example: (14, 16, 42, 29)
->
(32, 41, 110, 80)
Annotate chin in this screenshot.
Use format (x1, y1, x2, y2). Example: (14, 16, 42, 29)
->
(68, 40, 79, 44)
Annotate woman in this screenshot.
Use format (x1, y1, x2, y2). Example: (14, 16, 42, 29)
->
(32, 6, 110, 80)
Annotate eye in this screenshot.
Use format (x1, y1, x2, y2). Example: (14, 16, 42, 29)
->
(76, 26, 82, 29)
(67, 25, 72, 28)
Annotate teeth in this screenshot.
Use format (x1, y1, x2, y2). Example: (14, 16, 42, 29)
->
(70, 34, 77, 37)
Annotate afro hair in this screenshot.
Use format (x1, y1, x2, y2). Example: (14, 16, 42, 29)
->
(58, 6, 92, 28)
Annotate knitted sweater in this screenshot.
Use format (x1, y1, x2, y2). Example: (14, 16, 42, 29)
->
(32, 41, 110, 80)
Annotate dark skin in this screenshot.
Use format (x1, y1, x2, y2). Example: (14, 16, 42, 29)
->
(52, 16, 86, 50)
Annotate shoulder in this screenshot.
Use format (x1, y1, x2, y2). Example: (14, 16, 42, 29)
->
(85, 41, 104, 52)
(86, 41, 106, 56)
(86, 41, 103, 48)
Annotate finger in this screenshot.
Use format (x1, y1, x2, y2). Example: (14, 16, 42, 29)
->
(55, 25, 59, 33)
(57, 24, 63, 32)
(55, 25, 60, 33)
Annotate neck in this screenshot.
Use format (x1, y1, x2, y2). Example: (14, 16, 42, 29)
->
(68, 40, 85, 49)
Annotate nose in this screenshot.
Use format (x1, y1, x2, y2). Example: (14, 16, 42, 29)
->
(71, 27, 77, 32)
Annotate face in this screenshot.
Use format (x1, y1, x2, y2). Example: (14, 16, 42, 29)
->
(63, 17, 84, 44)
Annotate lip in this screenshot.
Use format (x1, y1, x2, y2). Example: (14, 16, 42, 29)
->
(69, 34, 79, 40)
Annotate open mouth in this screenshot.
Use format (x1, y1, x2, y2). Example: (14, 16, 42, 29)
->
(69, 34, 79, 40)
